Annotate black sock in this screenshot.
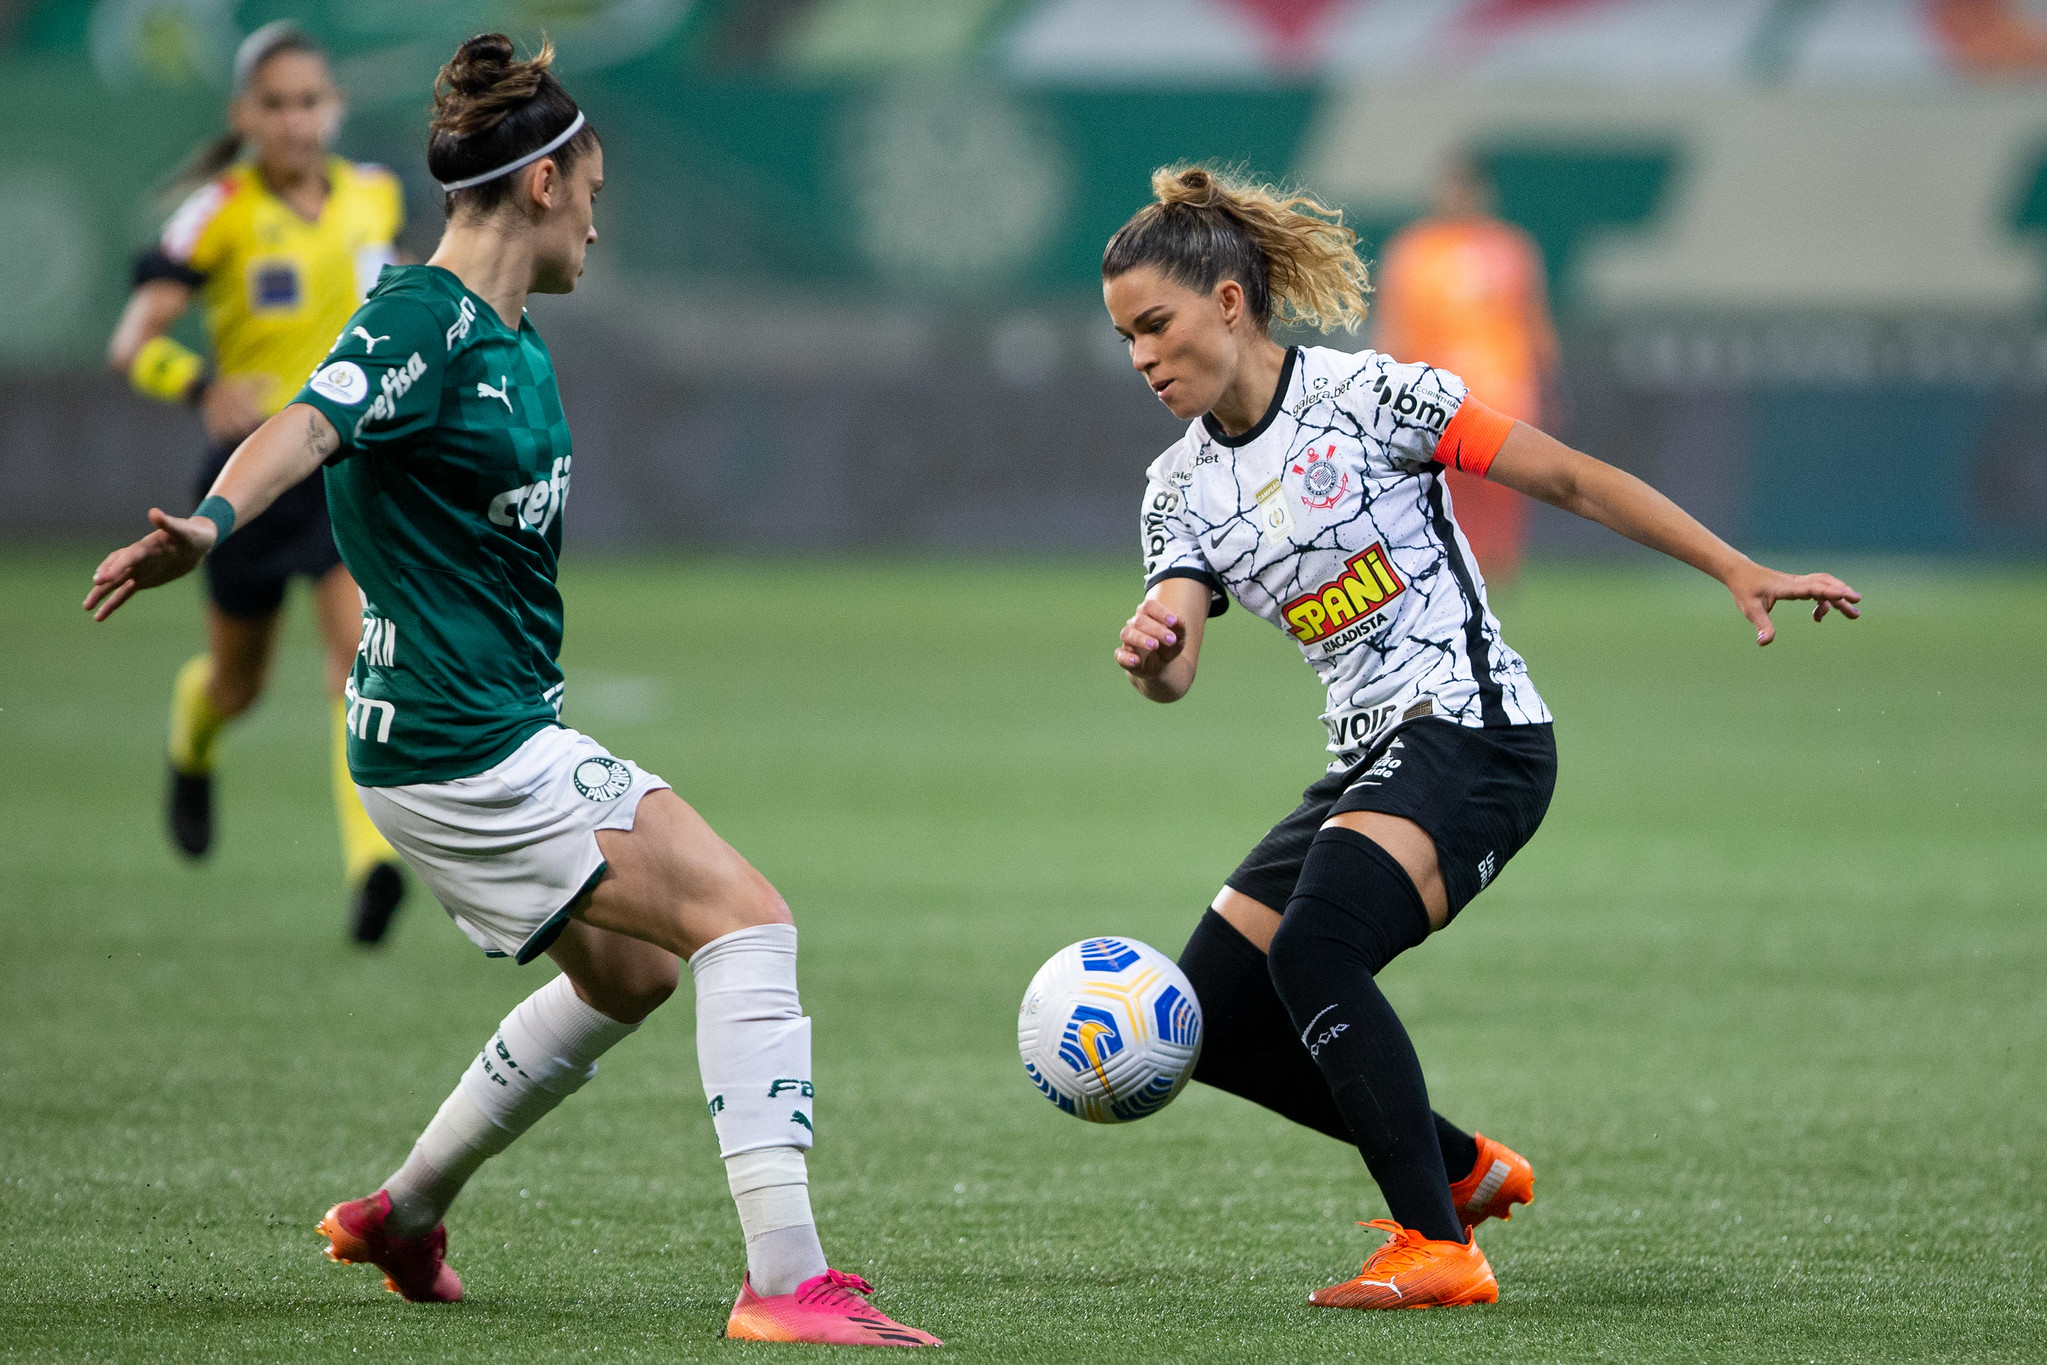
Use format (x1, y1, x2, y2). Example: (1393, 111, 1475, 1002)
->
(1179, 909, 1482, 1185)
(1268, 828, 1463, 1242)
(1436, 1112, 1479, 1186)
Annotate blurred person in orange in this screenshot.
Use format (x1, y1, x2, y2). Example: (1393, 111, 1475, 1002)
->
(1374, 156, 1557, 585)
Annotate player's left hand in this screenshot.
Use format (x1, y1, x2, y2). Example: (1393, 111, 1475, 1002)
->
(1725, 562, 1861, 646)
(83, 508, 219, 621)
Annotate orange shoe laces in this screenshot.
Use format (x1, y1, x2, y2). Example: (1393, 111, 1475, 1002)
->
(795, 1269, 876, 1308)
(1353, 1219, 1444, 1278)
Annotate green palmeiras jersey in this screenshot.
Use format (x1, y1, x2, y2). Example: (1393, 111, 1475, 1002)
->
(293, 264, 572, 786)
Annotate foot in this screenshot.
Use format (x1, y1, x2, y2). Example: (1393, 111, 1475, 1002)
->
(317, 1190, 463, 1303)
(1309, 1219, 1498, 1310)
(724, 1270, 942, 1346)
(350, 861, 407, 946)
(1451, 1132, 1534, 1233)
(167, 764, 212, 859)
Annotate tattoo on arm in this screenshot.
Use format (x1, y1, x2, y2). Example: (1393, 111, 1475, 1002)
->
(302, 407, 339, 463)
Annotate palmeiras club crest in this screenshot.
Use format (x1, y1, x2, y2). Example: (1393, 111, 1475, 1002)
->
(1293, 445, 1349, 510)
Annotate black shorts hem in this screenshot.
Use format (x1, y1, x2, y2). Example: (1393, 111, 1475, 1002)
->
(1224, 719, 1557, 918)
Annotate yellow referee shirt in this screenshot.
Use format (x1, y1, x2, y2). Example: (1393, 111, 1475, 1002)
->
(143, 157, 404, 417)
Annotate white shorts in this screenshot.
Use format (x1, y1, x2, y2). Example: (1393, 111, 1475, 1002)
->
(358, 725, 670, 964)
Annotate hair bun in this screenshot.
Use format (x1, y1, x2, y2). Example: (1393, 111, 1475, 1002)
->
(443, 33, 517, 97)
(1154, 166, 1220, 210)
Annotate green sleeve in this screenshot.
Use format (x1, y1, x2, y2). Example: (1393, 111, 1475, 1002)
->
(294, 295, 445, 460)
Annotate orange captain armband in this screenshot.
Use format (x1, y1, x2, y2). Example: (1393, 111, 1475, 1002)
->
(1436, 397, 1516, 478)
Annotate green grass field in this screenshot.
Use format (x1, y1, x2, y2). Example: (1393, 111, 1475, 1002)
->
(1, 550, 2042, 1363)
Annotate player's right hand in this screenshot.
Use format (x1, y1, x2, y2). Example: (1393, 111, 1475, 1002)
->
(83, 508, 219, 621)
(1114, 598, 1185, 677)
(200, 373, 269, 445)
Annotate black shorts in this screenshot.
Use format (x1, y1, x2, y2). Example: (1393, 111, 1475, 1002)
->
(1225, 718, 1557, 919)
(193, 442, 343, 617)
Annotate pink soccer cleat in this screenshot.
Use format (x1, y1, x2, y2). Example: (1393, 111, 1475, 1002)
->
(317, 1190, 463, 1303)
(723, 1269, 942, 1346)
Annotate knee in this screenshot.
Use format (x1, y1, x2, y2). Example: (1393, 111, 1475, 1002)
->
(722, 862, 792, 930)
(1263, 910, 1318, 997)
(587, 954, 679, 1025)
(208, 666, 263, 717)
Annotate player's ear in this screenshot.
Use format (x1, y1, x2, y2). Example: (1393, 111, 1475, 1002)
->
(1215, 278, 1245, 329)
(521, 159, 557, 215)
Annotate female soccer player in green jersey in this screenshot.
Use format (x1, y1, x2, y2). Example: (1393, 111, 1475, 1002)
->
(86, 33, 939, 1349)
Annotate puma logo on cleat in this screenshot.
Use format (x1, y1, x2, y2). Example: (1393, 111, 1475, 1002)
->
(1360, 1278, 1401, 1298)
(1466, 1159, 1511, 1211)
(351, 326, 390, 353)
(477, 376, 513, 412)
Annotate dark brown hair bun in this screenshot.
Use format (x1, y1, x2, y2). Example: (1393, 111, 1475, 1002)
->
(427, 33, 597, 215)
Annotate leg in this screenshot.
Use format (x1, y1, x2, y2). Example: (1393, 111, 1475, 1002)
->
(1267, 818, 1466, 1241)
(164, 606, 280, 858)
(1186, 889, 1478, 1178)
(380, 918, 670, 1239)
(312, 564, 406, 940)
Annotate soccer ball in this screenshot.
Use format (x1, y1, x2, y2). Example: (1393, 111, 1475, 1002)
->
(1017, 937, 1203, 1123)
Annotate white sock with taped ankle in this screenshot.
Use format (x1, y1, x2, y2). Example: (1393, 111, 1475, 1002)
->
(726, 1146, 828, 1295)
(384, 973, 638, 1237)
(691, 923, 828, 1294)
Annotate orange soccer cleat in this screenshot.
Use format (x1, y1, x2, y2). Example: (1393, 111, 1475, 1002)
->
(1450, 1132, 1535, 1233)
(1309, 1219, 1498, 1310)
(317, 1190, 463, 1303)
(724, 1269, 942, 1347)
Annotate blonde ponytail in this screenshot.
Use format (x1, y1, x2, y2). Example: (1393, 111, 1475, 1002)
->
(1103, 164, 1371, 333)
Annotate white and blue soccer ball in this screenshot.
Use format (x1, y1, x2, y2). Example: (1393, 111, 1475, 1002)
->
(1017, 937, 1203, 1124)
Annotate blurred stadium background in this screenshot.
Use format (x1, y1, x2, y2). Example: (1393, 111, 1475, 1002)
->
(3, 0, 2045, 555)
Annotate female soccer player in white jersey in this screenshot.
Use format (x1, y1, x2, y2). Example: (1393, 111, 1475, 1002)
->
(1103, 167, 1860, 1311)
(84, 33, 938, 1349)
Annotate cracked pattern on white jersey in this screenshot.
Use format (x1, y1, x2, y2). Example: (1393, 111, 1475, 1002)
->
(1141, 345, 1549, 766)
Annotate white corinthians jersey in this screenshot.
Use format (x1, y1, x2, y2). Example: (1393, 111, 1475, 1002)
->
(1142, 345, 1550, 765)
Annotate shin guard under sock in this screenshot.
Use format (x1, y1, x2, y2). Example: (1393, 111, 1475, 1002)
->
(690, 923, 827, 1292)
(168, 654, 228, 776)
(384, 974, 638, 1236)
(1181, 908, 1486, 1182)
(1268, 828, 1463, 1242)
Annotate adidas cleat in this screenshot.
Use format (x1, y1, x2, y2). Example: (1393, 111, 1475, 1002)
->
(317, 1190, 462, 1303)
(1451, 1132, 1534, 1233)
(1309, 1219, 1498, 1310)
(724, 1270, 942, 1346)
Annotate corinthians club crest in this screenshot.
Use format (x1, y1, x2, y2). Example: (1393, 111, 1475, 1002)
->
(1292, 445, 1349, 510)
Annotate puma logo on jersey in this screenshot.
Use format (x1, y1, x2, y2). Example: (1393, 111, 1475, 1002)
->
(1281, 543, 1407, 645)
(351, 326, 389, 353)
(488, 455, 572, 536)
(477, 376, 513, 413)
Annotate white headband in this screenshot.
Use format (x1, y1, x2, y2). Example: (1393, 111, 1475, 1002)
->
(439, 111, 586, 193)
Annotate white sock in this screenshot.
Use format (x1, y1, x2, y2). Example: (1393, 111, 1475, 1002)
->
(690, 923, 828, 1292)
(384, 974, 637, 1237)
(726, 1146, 828, 1295)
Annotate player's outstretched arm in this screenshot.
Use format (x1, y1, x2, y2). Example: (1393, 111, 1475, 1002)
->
(1115, 576, 1211, 701)
(1486, 421, 1861, 646)
(85, 403, 339, 621)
